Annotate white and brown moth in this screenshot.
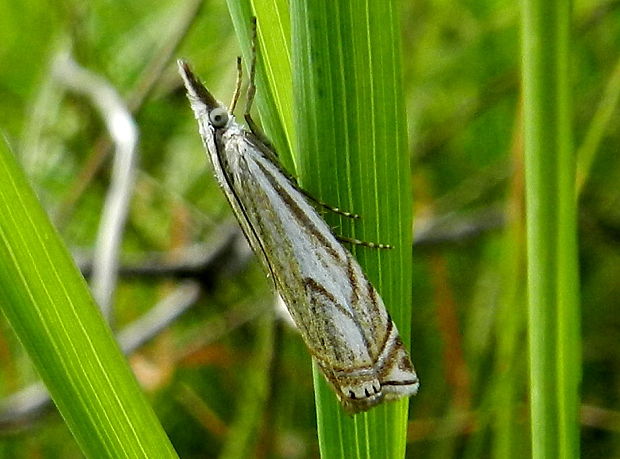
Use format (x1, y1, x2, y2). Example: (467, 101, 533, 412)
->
(178, 36, 418, 413)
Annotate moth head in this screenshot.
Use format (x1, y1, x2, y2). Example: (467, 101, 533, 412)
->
(209, 106, 229, 128)
(177, 59, 229, 128)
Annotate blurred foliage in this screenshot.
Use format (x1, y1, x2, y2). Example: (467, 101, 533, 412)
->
(0, 0, 618, 457)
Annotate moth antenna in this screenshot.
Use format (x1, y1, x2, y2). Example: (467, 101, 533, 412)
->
(243, 17, 269, 145)
(229, 56, 243, 114)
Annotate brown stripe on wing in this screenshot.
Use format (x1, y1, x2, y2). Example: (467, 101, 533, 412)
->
(253, 160, 342, 261)
(303, 277, 349, 363)
(373, 314, 394, 365)
(376, 329, 416, 386)
(213, 139, 279, 284)
(303, 277, 359, 327)
(303, 276, 376, 364)
(346, 255, 360, 304)
(350, 270, 391, 359)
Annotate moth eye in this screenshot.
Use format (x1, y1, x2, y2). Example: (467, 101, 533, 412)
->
(209, 107, 228, 127)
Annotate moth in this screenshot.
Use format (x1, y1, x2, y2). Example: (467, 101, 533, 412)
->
(177, 27, 418, 414)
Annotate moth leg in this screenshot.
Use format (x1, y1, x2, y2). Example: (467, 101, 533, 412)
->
(300, 189, 360, 219)
(337, 235, 393, 250)
(243, 17, 276, 150)
(229, 56, 243, 114)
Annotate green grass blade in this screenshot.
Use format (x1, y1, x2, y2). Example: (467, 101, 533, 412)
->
(0, 140, 177, 458)
(520, 0, 581, 457)
(292, 1, 413, 457)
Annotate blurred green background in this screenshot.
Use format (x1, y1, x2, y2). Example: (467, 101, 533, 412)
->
(0, 0, 618, 457)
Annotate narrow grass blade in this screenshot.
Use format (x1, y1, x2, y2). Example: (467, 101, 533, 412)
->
(292, 1, 413, 457)
(0, 140, 177, 458)
(520, 0, 581, 457)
